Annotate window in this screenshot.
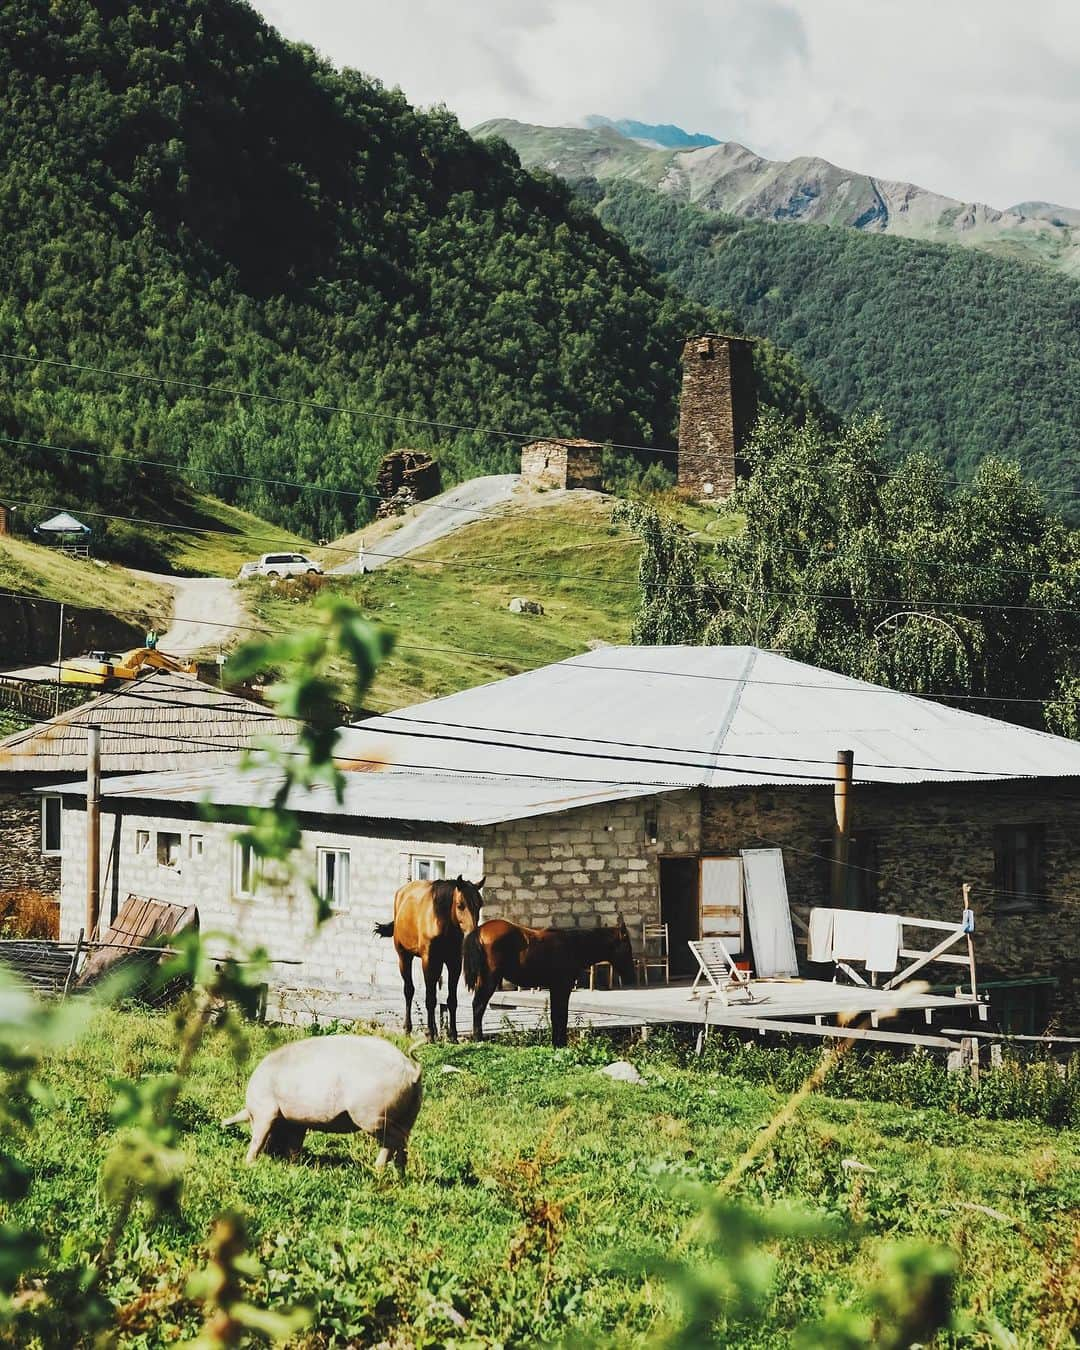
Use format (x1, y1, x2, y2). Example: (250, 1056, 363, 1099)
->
(233, 839, 259, 898)
(411, 856, 446, 882)
(317, 847, 351, 910)
(41, 795, 62, 856)
(157, 832, 182, 868)
(189, 835, 204, 859)
(994, 825, 1045, 911)
(136, 829, 151, 855)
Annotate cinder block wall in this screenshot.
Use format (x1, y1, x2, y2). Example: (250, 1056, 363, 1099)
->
(59, 804, 481, 996)
(482, 791, 701, 934)
(0, 790, 61, 898)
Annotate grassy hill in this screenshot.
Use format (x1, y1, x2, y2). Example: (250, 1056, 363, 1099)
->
(16, 1006, 1079, 1345)
(249, 491, 738, 710)
(0, 533, 170, 625)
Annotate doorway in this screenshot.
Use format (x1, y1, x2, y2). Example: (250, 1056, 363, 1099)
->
(660, 858, 699, 977)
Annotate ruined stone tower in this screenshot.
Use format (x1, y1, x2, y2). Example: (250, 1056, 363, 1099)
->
(676, 334, 757, 500)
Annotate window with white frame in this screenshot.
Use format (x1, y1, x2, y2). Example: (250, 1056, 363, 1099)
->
(40, 795, 62, 856)
(232, 839, 259, 898)
(410, 856, 446, 882)
(136, 829, 151, 855)
(189, 835, 204, 859)
(317, 847, 351, 910)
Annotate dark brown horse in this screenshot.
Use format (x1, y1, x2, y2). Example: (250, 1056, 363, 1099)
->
(463, 916, 636, 1047)
(374, 876, 484, 1041)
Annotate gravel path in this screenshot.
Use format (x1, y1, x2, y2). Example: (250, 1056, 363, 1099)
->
(332, 474, 520, 575)
(131, 572, 252, 658)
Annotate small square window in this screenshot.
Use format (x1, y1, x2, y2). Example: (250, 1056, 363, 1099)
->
(40, 795, 62, 856)
(136, 829, 151, 855)
(317, 847, 351, 910)
(157, 832, 182, 868)
(410, 856, 446, 882)
(189, 835, 204, 859)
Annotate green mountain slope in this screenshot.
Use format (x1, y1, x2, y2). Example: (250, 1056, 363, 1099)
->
(0, 0, 818, 548)
(592, 185, 1080, 507)
(475, 118, 1080, 275)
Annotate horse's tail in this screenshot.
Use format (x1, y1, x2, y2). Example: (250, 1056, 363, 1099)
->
(373, 920, 395, 939)
(462, 927, 485, 991)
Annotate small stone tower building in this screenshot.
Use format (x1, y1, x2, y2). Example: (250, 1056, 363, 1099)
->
(676, 334, 757, 500)
(520, 438, 604, 491)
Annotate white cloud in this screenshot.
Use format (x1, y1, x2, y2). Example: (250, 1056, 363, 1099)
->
(252, 0, 1080, 208)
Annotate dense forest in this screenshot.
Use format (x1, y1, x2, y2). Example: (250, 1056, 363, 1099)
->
(0, 0, 819, 548)
(595, 182, 1080, 517)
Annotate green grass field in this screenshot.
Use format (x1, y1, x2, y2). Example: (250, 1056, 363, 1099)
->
(11, 1008, 1078, 1347)
(0, 534, 171, 628)
(251, 494, 738, 710)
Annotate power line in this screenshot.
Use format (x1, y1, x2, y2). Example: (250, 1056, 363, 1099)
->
(0, 667, 1062, 783)
(0, 586, 1065, 707)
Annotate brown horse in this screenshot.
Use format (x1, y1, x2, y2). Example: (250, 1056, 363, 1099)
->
(374, 876, 484, 1041)
(463, 916, 636, 1047)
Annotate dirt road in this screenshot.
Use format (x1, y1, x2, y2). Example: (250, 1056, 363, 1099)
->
(132, 572, 252, 658)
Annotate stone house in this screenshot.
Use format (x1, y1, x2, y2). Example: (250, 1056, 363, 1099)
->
(48, 647, 1080, 1027)
(520, 438, 604, 491)
(0, 671, 299, 912)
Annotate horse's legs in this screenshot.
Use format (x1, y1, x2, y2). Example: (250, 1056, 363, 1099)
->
(423, 955, 443, 1041)
(398, 948, 415, 1034)
(472, 973, 499, 1042)
(444, 948, 462, 1043)
(550, 982, 572, 1049)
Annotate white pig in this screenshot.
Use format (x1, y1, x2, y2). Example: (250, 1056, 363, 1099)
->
(222, 1034, 423, 1171)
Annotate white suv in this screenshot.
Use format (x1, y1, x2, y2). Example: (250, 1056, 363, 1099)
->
(238, 552, 323, 580)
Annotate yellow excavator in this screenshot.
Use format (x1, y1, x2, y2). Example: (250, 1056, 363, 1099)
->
(60, 647, 199, 687)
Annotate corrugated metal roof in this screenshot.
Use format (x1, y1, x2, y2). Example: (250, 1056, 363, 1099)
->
(41, 646, 1080, 826)
(338, 645, 1080, 789)
(46, 764, 661, 828)
(0, 670, 301, 775)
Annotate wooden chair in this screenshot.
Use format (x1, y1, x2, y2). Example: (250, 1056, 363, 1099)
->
(636, 921, 670, 986)
(587, 961, 613, 990)
(687, 938, 758, 1005)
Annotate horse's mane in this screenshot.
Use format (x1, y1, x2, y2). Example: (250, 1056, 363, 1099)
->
(429, 877, 482, 920)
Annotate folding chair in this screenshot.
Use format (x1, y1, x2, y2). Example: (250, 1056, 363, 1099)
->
(687, 938, 758, 1005)
(635, 921, 670, 986)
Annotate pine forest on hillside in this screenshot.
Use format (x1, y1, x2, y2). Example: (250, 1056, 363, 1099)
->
(0, 0, 819, 556)
(592, 182, 1080, 516)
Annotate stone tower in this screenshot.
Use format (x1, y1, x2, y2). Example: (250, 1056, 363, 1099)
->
(676, 334, 757, 499)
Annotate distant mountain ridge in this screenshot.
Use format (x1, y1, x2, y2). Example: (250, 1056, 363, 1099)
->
(473, 118, 1080, 275)
(583, 116, 720, 149)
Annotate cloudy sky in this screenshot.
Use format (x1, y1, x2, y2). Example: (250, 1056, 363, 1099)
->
(252, 0, 1079, 211)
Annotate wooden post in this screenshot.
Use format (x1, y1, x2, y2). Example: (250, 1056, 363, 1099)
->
(54, 601, 64, 716)
(86, 724, 101, 938)
(831, 749, 854, 908)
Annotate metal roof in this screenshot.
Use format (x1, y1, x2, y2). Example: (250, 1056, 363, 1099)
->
(337, 645, 1080, 789)
(41, 646, 1080, 826)
(46, 764, 661, 828)
(0, 670, 301, 775)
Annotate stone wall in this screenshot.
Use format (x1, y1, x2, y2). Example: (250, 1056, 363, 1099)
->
(482, 790, 700, 933)
(0, 594, 145, 665)
(520, 439, 603, 491)
(58, 802, 481, 999)
(676, 334, 757, 501)
(703, 779, 1080, 1023)
(0, 789, 61, 899)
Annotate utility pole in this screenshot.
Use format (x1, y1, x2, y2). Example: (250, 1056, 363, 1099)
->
(54, 601, 64, 716)
(830, 749, 854, 908)
(86, 723, 101, 937)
